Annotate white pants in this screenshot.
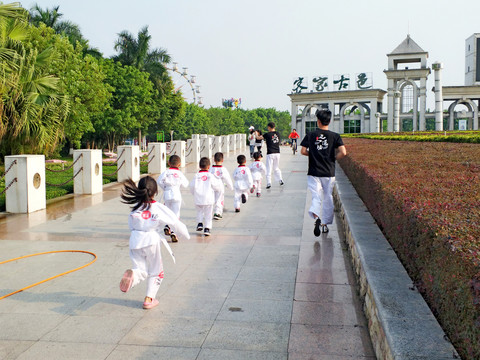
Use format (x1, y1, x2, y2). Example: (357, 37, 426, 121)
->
(130, 243, 164, 299)
(252, 179, 262, 194)
(213, 190, 225, 215)
(266, 153, 282, 184)
(196, 205, 213, 229)
(164, 200, 181, 218)
(234, 189, 249, 209)
(307, 175, 335, 225)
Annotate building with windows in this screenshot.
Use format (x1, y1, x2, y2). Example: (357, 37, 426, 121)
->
(288, 34, 480, 137)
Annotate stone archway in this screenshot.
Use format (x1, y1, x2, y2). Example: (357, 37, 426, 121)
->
(340, 102, 366, 134)
(397, 79, 419, 131)
(447, 99, 478, 130)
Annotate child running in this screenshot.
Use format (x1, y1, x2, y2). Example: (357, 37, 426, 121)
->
(210, 152, 233, 220)
(233, 154, 253, 212)
(249, 151, 267, 197)
(190, 157, 223, 236)
(156, 155, 189, 242)
(119, 176, 190, 309)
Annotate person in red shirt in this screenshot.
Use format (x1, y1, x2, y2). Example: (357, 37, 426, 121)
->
(288, 129, 300, 144)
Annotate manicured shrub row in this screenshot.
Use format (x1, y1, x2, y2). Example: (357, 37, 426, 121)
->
(344, 130, 480, 143)
(338, 138, 480, 359)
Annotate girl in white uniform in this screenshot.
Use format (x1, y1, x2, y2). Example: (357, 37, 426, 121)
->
(210, 152, 233, 220)
(249, 152, 267, 197)
(156, 155, 189, 241)
(120, 176, 190, 309)
(190, 157, 223, 236)
(233, 154, 253, 212)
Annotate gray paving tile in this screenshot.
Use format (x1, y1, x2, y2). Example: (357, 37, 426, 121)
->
(0, 340, 35, 360)
(0, 314, 66, 341)
(217, 298, 292, 323)
(16, 341, 116, 360)
(228, 279, 295, 301)
(237, 266, 297, 282)
(203, 321, 290, 352)
(197, 348, 287, 360)
(106, 345, 200, 360)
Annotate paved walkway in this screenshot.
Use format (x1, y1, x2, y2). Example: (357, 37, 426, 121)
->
(0, 147, 375, 360)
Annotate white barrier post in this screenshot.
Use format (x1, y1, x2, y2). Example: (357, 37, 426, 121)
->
(170, 141, 186, 167)
(186, 138, 201, 165)
(147, 142, 167, 174)
(229, 134, 236, 153)
(192, 134, 200, 140)
(235, 134, 242, 152)
(212, 136, 222, 154)
(222, 135, 229, 154)
(117, 145, 140, 182)
(241, 134, 247, 151)
(5, 155, 46, 213)
(200, 136, 212, 159)
(73, 150, 102, 194)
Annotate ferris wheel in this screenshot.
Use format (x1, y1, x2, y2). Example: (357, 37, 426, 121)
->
(167, 62, 203, 105)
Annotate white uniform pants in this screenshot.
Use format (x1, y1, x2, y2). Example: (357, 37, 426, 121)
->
(213, 190, 225, 215)
(196, 205, 213, 229)
(252, 179, 262, 194)
(164, 200, 181, 218)
(234, 189, 249, 209)
(307, 175, 335, 225)
(130, 243, 164, 299)
(266, 153, 282, 184)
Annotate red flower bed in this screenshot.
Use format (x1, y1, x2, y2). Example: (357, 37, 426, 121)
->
(339, 138, 480, 359)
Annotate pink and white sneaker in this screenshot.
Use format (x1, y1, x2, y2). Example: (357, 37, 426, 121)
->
(143, 298, 159, 309)
(250, 185, 255, 194)
(119, 269, 134, 292)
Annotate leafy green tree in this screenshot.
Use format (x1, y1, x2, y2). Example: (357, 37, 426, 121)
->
(0, 3, 69, 157)
(87, 59, 158, 151)
(27, 24, 111, 149)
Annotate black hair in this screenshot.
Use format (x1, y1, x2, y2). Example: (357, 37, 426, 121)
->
(293, 128, 296, 131)
(214, 152, 224, 162)
(121, 176, 158, 212)
(237, 154, 246, 164)
(249, 129, 255, 134)
(267, 122, 275, 129)
(256, 129, 262, 135)
(168, 154, 181, 167)
(199, 157, 210, 169)
(253, 152, 262, 160)
(315, 109, 332, 125)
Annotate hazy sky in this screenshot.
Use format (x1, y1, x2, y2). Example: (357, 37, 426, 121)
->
(21, 0, 480, 111)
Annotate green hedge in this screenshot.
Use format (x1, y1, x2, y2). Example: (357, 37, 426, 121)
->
(343, 131, 480, 143)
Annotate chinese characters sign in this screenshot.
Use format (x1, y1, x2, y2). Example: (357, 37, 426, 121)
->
(292, 73, 373, 93)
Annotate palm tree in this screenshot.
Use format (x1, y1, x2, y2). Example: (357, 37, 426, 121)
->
(29, 4, 102, 58)
(113, 26, 171, 93)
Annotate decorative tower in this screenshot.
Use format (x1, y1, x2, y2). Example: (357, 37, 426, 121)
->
(384, 35, 431, 131)
(465, 33, 480, 86)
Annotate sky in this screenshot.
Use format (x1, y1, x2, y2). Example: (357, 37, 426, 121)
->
(21, 0, 480, 112)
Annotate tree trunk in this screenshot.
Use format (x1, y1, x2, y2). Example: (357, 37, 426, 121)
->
(138, 128, 142, 150)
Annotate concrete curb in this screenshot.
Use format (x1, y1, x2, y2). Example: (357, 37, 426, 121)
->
(333, 166, 459, 360)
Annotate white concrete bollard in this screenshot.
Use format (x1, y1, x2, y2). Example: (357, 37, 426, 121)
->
(170, 141, 186, 167)
(191, 134, 200, 140)
(73, 150, 103, 195)
(221, 135, 229, 154)
(147, 143, 167, 174)
(241, 134, 247, 151)
(117, 145, 140, 183)
(229, 134, 236, 153)
(200, 136, 213, 159)
(212, 136, 222, 155)
(186, 138, 201, 165)
(5, 155, 46, 213)
(235, 134, 242, 152)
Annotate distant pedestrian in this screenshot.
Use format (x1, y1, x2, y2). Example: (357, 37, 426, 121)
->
(249, 151, 266, 197)
(300, 109, 346, 236)
(233, 154, 253, 212)
(190, 157, 223, 236)
(248, 129, 256, 158)
(262, 122, 284, 188)
(156, 155, 189, 242)
(210, 152, 233, 220)
(119, 176, 190, 309)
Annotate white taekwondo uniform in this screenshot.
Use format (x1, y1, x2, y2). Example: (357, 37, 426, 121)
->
(232, 165, 253, 209)
(128, 201, 190, 299)
(209, 164, 233, 216)
(156, 167, 189, 218)
(189, 170, 223, 229)
(249, 160, 267, 195)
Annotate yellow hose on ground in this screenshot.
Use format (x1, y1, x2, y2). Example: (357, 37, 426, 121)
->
(0, 250, 97, 300)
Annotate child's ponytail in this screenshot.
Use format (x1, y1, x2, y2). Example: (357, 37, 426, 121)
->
(121, 176, 158, 212)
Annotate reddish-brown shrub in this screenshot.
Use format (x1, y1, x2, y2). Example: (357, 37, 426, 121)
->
(339, 138, 480, 359)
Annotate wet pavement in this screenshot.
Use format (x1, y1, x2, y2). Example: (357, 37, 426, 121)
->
(0, 147, 375, 359)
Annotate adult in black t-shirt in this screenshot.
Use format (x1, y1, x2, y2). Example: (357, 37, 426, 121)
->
(262, 122, 284, 188)
(300, 109, 346, 236)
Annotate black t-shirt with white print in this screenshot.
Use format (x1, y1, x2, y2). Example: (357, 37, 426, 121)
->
(300, 129, 344, 177)
(263, 131, 281, 154)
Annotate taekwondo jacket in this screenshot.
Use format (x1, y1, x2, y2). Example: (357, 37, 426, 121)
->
(249, 160, 267, 181)
(156, 167, 189, 202)
(128, 201, 190, 250)
(189, 170, 223, 206)
(233, 165, 253, 191)
(209, 165, 234, 192)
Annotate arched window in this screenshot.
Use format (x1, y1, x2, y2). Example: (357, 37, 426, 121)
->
(402, 84, 414, 113)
